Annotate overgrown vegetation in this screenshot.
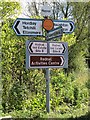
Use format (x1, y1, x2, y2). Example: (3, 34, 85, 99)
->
(0, 0, 90, 119)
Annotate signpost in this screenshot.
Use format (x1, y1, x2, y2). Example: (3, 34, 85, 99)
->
(53, 20, 75, 34)
(13, 18, 43, 36)
(26, 40, 68, 113)
(13, 2, 75, 114)
(26, 41, 68, 113)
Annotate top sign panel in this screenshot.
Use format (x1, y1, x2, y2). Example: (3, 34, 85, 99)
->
(13, 18, 43, 36)
(41, 3, 53, 17)
(53, 20, 75, 34)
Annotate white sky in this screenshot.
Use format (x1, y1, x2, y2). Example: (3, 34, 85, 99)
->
(13, 0, 66, 8)
(10, 0, 90, 18)
(12, 0, 90, 11)
(16, 0, 66, 18)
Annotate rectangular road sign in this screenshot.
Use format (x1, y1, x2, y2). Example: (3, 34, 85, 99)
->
(26, 40, 68, 68)
(49, 42, 67, 54)
(13, 18, 43, 36)
(53, 20, 75, 34)
(29, 56, 64, 68)
(46, 26, 63, 40)
(28, 41, 47, 54)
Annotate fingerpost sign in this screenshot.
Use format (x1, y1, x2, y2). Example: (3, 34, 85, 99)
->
(13, 18, 43, 36)
(12, 1, 75, 114)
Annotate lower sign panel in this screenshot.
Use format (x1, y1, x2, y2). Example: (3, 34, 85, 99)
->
(29, 56, 64, 68)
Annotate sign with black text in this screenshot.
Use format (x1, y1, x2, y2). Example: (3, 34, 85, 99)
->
(26, 40, 68, 68)
(53, 20, 75, 34)
(28, 41, 47, 54)
(13, 18, 43, 36)
(49, 42, 66, 54)
(41, 3, 53, 17)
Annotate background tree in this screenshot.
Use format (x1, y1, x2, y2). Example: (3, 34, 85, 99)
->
(0, 0, 89, 119)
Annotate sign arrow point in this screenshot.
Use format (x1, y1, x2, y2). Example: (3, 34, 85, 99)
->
(70, 22, 73, 32)
(62, 44, 66, 53)
(53, 20, 75, 34)
(60, 56, 64, 66)
(29, 42, 33, 53)
(14, 20, 20, 34)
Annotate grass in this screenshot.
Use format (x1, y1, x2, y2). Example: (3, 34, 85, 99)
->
(40, 109, 88, 119)
(0, 104, 88, 119)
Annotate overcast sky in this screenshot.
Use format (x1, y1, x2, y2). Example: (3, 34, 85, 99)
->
(16, 0, 66, 18)
(18, 0, 66, 9)
(14, 0, 89, 18)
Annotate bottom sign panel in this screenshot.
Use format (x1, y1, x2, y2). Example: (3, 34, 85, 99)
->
(26, 40, 68, 69)
(29, 56, 65, 68)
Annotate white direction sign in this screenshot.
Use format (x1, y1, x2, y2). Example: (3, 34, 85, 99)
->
(13, 18, 43, 36)
(41, 3, 53, 17)
(53, 20, 75, 34)
(28, 41, 47, 54)
(49, 42, 66, 54)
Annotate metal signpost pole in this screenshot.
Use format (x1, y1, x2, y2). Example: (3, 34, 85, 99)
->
(45, 16, 50, 113)
(13, 2, 72, 115)
(46, 68, 50, 113)
(25, 3, 70, 114)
